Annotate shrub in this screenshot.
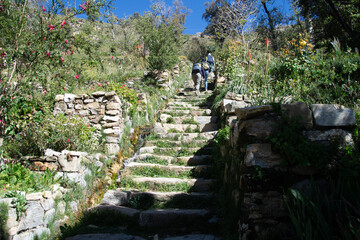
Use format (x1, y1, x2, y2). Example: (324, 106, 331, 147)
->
(269, 117, 333, 169)
(0, 162, 58, 196)
(214, 126, 230, 146)
(286, 177, 360, 240)
(4, 114, 103, 158)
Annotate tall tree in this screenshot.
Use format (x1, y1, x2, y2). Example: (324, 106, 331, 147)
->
(203, 0, 257, 45)
(137, 0, 189, 71)
(257, 0, 290, 50)
(295, 0, 360, 48)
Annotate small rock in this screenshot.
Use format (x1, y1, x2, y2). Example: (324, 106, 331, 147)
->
(91, 91, 106, 97)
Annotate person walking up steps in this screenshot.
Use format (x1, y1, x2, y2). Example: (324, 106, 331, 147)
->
(192, 62, 204, 96)
(206, 53, 215, 73)
(201, 58, 210, 92)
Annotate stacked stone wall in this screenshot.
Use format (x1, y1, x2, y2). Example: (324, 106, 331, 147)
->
(1, 152, 108, 239)
(53, 91, 124, 155)
(1, 187, 73, 240)
(0, 91, 125, 239)
(219, 93, 356, 239)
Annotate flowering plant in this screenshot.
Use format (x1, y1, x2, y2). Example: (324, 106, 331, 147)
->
(0, 0, 111, 136)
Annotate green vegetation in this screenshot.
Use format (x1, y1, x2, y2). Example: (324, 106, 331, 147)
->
(154, 140, 177, 148)
(1, 0, 360, 238)
(286, 177, 360, 240)
(214, 126, 230, 146)
(5, 114, 104, 158)
(129, 166, 191, 179)
(59, 207, 138, 239)
(0, 163, 58, 196)
(117, 177, 191, 192)
(269, 118, 334, 169)
(182, 117, 198, 125)
(141, 156, 169, 165)
(153, 148, 196, 157)
(166, 117, 175, 124)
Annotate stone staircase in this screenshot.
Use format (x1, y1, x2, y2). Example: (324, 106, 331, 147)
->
(65, 81, 221, 240)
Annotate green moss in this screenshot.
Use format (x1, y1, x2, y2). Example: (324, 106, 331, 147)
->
(117, 177, 192, 192)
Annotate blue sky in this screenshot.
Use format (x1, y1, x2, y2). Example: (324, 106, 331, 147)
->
(112, 0, 293, 35)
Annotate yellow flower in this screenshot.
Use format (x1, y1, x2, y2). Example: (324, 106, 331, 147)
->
(299, 40, 307, 47)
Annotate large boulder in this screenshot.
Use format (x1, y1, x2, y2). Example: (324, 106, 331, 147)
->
(310, 104, 356, 127)
(235, 105, 273, 120)
(281, 102, 313, 129)
(244, 144, 282, 168)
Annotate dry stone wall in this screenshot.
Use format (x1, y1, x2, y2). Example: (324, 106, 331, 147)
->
(2, 152, 108, 240)
(1, 187, 71, 240)
(218, 93, 356, 239)
(1, 91, 125, 239)
(53, 91, 124, 155)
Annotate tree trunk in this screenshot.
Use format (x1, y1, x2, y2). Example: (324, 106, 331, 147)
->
(323, 0, 360, 47)
(261, 1, 278, 51)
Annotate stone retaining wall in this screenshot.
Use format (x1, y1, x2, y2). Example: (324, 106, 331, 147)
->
(2, 152, 108, 240)
(218, 93, 356, 239)
(53, 91, 124, 155)
(1, 187, 72, 240)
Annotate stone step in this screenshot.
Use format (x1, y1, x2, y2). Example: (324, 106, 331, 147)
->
(139, 146, 208, 154)
(101, 190, 216, 210)
(159, 115, 218, 125)
(177, 155, 213, 166)
(65, 233, 147, 240)
(166, 106, 203, 110)
(177, 91, 213, 97)
(162, 109, 212, 116)
(153, 123, 218, 134)
(126, 162, 212, 178)
(144, 139, 213, 148)
(154, 123, 199, 134)
(161, 234, 220, 240)
(166, 102, 196, 108)
(156, 131, 218, 141)
(66, 210, 220, 239)
(138, 147, 214, 158)
(134, 154, 213, 166)
(132, 177, 215, 192)
(139, 209, 216, 231)
(66, 233, 220, 240)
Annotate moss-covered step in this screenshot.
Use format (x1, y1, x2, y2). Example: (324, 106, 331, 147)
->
(101, 190, 216, 210)
(155, 131, 218, 141)
(125, 162, 212, 179)
(134, 154, 213, 166)
(130, 177, 215, 193)
(159, 115, 218, 125)
(162, 109, 211, 117)
(144, 139, 212, 148)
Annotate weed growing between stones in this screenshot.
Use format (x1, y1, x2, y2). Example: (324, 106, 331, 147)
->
(0, 163, 59, 197)
(59, 207, 139, 239)
(141, 156, 169, 165)
(155, 140, 178, 148)
(117, 177, 192, 192)
(129, 166, 192, 179)
(269, 117, 335, 169)
(153, 148, 195, 157)
(285, 177, 360, 240)
(182, 117, 198, 125)
(168, 128, 182, 133)
(166, 117, 175, 124)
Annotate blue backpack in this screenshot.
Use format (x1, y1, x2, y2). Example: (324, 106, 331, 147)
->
(206, 55, 214, 64)
(192, 63, 202, 73)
